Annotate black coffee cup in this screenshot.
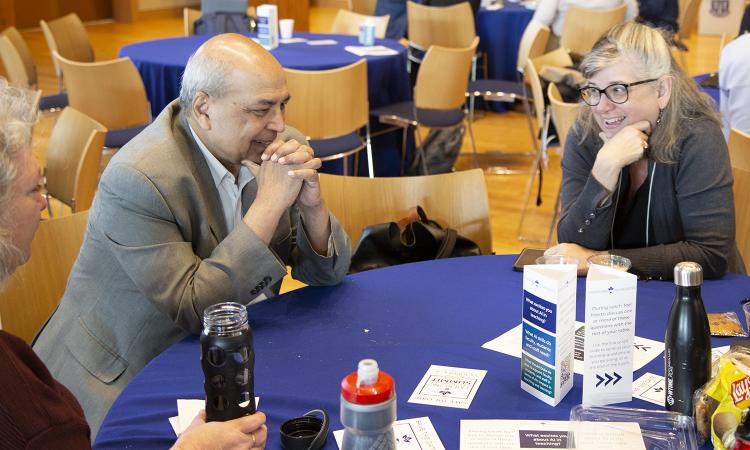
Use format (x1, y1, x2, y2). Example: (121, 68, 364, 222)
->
(279, 409, 329, 450)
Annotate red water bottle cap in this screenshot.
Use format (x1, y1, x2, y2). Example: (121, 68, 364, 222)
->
(341, 359, 395, 405)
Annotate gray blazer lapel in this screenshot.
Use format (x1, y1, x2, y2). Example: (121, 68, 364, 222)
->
(175, 112, 228, 241)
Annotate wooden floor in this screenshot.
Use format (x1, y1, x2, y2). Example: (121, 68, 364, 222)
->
(17, 6, 723, 255)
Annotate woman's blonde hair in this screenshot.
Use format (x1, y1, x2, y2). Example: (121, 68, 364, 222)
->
(577, 22, 720, 163)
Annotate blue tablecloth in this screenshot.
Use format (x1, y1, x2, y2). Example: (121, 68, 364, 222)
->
(477, 4, 535, 82)
(94, 255, 750, 450)
(476, 5, 535, 112)
(119, 33, 411, 176)
(695, 73, 721, 108)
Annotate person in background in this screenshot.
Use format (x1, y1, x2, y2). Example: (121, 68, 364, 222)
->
(547, 22, 745, 279)
(0, 78, 268, 449)
(719, 32, 750, 138)
(33, 34, 351, 437)
(636, 0, 679, 33)
(532, 0, 639, 50)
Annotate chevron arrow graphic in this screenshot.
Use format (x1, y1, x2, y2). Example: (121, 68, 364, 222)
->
(634, 344, 651, 351)
(596, 374, 604, 387)
(604, 373, 613, 386)
(613, 372, 622, 385)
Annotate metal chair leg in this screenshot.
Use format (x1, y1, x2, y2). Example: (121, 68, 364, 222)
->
(465, 117, 479, 169)
(365, 122, 374, 178)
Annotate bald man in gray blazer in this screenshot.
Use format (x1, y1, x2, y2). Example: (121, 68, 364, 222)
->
(33, 34, 351, 437)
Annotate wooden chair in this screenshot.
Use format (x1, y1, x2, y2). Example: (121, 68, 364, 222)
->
(516, 56, 556, 242)
(0, 211, 89, 344)
(283, 59, 374, 177)
(0, 31, 68, 110)
(729, 128, 750, 264)
(672, 0, 701, 67)
(319, 168, 492, 254)
(372, 38, 480, 174)
(349, 0, 376, 16)
(40, 13, 95, 93)
(406, 1, 477, 67)
(44, 107, 107, 215)
(559, 5, 626, 56)
(0, 27, 36, 87)
(331, 9, 390, 39)
(184, 8, 202, 36)
(55, 53, 150, 148)
(546, 83, 581, 245)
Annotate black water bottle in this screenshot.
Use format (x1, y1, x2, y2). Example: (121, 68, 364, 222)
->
(664, 262, 711, 416)
(201, 302, 255, 422)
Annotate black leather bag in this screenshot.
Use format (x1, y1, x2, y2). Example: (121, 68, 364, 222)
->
(349, 206, 482, 274)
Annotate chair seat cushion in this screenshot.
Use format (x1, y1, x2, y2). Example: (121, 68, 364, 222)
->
(105, 124, 149, 148)
(309, 132, 364, 159)
(40, 93, 68, 111)
(372, 101, 465, 128)
(468, 79, 525, 101)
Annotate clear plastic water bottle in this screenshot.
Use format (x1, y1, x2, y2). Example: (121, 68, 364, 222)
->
(201, 302, 255, 422)
(358, 19, 376, 47)
(340, 359, 396, 449)
(664, 262, 711, 416)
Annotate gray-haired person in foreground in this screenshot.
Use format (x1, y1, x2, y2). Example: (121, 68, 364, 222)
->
(33, 33, 351, 436)
(0, 78, 269, 449)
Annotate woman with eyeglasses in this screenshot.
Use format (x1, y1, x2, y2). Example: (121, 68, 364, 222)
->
(544, 22, 745, 280)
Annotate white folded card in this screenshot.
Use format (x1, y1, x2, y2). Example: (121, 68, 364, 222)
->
(333, 416, 444, 449)
(169, 397, 260, 436)
(344, 45, 399, 56)
(307, 39, 338, 45)
(582, 264, 638, 407)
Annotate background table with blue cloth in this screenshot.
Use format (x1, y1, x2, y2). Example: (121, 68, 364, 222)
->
(119, 33, 411, 176)
(475, 4, 535, 112)
(94, 255, 750, 449)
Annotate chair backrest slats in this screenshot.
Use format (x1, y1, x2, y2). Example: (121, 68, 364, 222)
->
(407, 1, 476, 50)
(45, 107, 107, 211)
(0, 211, 89, 343)
(0, 35, 31, 88)
(1, 27, 37, 87)
(40, 13, 95, 82)
(729, 128, 750, 265)
(517, 20, 550, 73)
(559, 5, 626, 55)
(415, 37, 479, 110)
(283, 59, 369, 140)
(320, 168, 492, 254)
(547, 83, 581, 152)
(56, 53, 150, 130)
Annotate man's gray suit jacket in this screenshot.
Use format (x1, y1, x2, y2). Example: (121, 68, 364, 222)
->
(33, 100, 352, 436)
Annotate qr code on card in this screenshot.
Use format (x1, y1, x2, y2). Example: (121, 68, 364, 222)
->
(560, 354, 571, 387)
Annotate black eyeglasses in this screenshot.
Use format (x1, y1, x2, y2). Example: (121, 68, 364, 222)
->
(579, 79, 658, 106)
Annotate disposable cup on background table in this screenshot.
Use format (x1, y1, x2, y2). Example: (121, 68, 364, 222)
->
(587, 254, 632, 272)
(535, 255, 579, 265)
(279, 19, 294, 40)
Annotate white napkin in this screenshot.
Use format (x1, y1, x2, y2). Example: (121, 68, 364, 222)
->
(344, 45, 399, 56)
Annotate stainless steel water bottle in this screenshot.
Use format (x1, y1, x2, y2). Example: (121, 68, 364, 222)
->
(340, 359, 396, 450)
(664, 262, 711, 416)
(201, 302, 255, 422)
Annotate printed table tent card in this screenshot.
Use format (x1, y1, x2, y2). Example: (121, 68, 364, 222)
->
(582, 264, 638, 406)
(520, 264, 576, 406)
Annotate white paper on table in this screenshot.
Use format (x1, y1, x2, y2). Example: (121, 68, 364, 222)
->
(460, 419, 570, 449)
(482, 322, 663, 375)
(169, 397, 260, 436)
(344, 45, 399, 56)
(408, 365, 487, 409)
(333, 416, 445, 449)
(713, 345, 731, 365)
(582, 264, 638, 406)
(280, 37, 307, 43)
(570, 422, 646, 450)
(632, 372, 665, 406)
(306, 39, 338, 45)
